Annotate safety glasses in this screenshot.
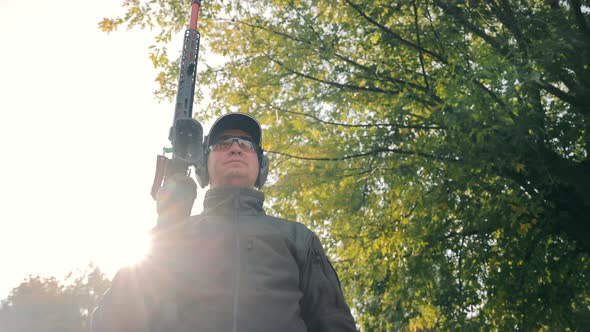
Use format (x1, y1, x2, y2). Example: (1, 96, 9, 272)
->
(209, 136, 257, 153)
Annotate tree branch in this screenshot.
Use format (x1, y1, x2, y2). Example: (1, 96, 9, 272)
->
(257, 95, 446, 130)
(343, 0, 448, 64)
(496, 0, 528, 56)
(433, 0, 509, 56)
(424, 2, 447, 57)
(412, 0, 430, 89)
(265, 54, 401, 95)
(229, 18, 435, 101)
(266, 147, 437, 161)
(533, 80, 579, 106)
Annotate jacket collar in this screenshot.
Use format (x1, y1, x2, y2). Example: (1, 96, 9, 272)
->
(203, 186, 266, 215)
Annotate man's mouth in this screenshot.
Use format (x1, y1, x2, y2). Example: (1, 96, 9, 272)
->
(224, 159, 245, 165)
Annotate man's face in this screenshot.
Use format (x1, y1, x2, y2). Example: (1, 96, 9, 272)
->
(207, 129, 260, 188)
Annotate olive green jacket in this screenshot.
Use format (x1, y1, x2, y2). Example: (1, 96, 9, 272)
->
(92, 187, 356, 332)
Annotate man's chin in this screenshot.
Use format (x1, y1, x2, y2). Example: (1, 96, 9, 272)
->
(217, 174, 255, 188)
(216, 184, 252, 189)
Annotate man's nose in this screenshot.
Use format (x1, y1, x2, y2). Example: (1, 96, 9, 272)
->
(228, 140, 243, 153)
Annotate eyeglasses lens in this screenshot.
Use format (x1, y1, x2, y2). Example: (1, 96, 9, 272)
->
(211, 137, 256, 152)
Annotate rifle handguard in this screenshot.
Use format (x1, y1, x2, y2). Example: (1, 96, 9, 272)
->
(171, 118, 204, 165)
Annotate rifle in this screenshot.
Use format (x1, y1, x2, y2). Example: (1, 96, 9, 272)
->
(150, 0, 204, 204)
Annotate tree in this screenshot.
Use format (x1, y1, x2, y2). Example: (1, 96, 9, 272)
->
(101, 0, 590, 330)
(0, 265, 111, 332)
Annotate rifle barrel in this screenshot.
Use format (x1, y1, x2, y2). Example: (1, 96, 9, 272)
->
(190, 0, 201, 30)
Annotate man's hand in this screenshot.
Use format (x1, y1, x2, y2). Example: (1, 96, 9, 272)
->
(156, 173, 197, 224)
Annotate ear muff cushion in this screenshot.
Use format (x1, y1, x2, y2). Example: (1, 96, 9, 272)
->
(256, 155, 269, 189)
(195, 161, 209, 188)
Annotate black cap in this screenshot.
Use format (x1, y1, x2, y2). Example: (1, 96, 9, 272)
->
(205, 113, 262, 149)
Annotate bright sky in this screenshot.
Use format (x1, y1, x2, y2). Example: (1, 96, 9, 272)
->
(0, 0, 208, 298)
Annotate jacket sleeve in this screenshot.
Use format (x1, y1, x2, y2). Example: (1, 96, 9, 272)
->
(91, 267, 153, 332)
(300, 233, 357, 332)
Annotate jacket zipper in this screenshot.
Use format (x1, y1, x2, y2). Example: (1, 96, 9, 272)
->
(232, 194, 241, 332)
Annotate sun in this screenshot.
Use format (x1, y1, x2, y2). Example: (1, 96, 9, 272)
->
(101, 231, 152, 271)
(119, 231, 152, 267)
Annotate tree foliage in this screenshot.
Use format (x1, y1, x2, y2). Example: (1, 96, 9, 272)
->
(0, 265, 111, 332)
(102, 0, 590, 330)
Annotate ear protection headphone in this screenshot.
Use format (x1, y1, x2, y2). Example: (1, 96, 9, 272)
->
(195, 135, 269, 189)
(256, 153, 269, 189)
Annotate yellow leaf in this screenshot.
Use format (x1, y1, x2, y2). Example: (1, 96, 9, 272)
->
(370, 34, 380, 44)
(519, 220, 535, 236)
(98, 18, 118, 33)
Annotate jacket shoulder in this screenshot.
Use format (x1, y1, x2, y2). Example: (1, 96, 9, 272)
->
(261, 215, 314, 239)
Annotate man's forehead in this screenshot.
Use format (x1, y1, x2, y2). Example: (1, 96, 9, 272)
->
(219, 129, 253, 139)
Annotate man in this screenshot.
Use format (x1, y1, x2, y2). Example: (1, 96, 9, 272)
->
(92, 112, 357, 331)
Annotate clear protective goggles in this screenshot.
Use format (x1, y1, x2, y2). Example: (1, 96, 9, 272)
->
(208, 136, 258, 153)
